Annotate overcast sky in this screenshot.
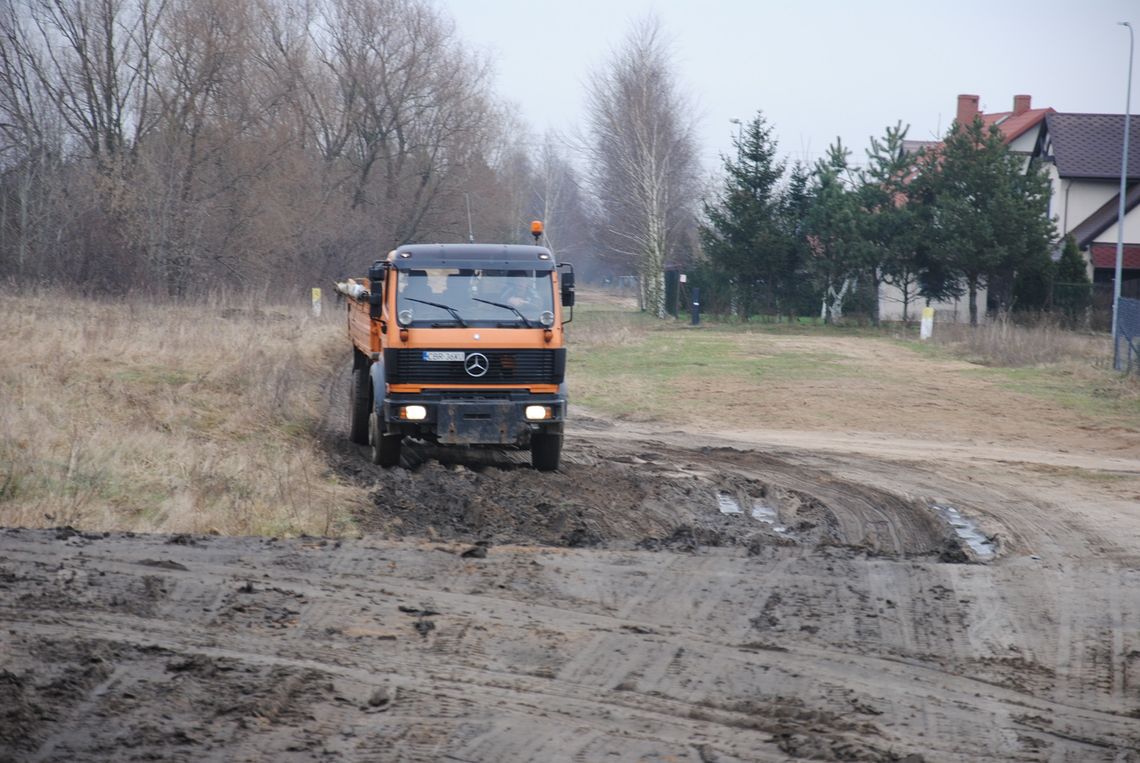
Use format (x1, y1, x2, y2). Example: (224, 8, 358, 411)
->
(443, 0, 1138, 174)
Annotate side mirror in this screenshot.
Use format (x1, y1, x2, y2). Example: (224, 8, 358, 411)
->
(560, 269, 575, 307)
(368, 260, 386, 319)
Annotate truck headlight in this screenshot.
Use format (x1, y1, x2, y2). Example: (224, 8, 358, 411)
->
(525, 405, 551, 420)
(401, 405, 427, 421)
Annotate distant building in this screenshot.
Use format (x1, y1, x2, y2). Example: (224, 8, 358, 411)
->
(1038, 113, 1140, 294)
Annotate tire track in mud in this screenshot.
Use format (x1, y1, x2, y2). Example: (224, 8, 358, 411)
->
(4, 526, 1140, 762)
(323, 402, 1138, 758)
(5, 392, 1140, 762)
(731, 439, 1140, 729)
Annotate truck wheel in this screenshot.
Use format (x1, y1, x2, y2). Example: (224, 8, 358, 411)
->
(349, 357, 372, 445)
(531, 432, 562, 472)
(369, 412, 402, 467)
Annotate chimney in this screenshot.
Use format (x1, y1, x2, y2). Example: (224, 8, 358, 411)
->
(956, 94, 980, 125)
(1013, 94, 1031, 115)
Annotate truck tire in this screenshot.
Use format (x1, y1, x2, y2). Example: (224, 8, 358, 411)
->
(369, 412, 402, 467)
(530, 432, 562, 472)
(349, 356, 372, 445)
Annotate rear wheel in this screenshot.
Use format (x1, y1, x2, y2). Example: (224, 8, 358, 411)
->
(349, 355, 372, 445)
(369, 412, 402, 467)
(530, 432, 562, 472)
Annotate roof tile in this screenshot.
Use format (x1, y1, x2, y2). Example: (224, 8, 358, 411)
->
(982, 107, 1053, 143)
(1089, 243, 1140, 269)
(1047, 113, 1140, 179)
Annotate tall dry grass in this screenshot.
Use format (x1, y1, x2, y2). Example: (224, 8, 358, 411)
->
(929, 313, 1110, 367)
(0, 290, 364, 536)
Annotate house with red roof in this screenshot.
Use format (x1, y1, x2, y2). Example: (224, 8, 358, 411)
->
(881, 94, 1054, 322)
(971, 93, 1055, 159)
(1037, 113, 1140, 295)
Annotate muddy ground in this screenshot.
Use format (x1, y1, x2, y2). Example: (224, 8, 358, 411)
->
(4, 359, 1140, 760)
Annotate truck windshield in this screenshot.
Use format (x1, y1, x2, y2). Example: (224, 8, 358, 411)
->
(397, 268, 554, 326)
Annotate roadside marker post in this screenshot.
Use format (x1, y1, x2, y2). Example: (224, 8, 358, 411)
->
(312, 288, 322, 317)
(920, 307, 934, 341)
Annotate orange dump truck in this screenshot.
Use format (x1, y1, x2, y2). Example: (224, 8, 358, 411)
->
(337, 235, 574, 471)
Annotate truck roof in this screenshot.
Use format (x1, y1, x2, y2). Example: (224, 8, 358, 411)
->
(389, 243, 557, 270)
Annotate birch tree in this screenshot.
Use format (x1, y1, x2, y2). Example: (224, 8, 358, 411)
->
(804, 140, 860, 323)
(585, 16, 698, 318)
(532, 133, 589, 260)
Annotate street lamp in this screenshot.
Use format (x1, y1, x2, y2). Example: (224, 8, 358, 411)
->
(729, 118, 743, 163)
(1112, 20, 1134, 370)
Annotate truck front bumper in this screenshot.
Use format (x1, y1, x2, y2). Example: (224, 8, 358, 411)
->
(382, 392, 566, 446)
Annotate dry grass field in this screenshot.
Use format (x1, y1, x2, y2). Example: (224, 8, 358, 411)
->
(925, 312, 1114, 366)
(0, 291, 361, 536)
(568, 297, 1140, 442)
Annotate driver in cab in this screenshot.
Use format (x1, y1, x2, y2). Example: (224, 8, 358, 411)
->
(499, 274, 540, 308)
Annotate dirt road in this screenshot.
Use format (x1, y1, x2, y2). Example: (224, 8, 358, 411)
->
(3, 401, 1140, 762)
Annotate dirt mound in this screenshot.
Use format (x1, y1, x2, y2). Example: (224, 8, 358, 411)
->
(327, 433, 979, 563)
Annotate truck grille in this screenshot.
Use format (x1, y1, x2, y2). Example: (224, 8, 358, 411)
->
(386, 349, 564, 385)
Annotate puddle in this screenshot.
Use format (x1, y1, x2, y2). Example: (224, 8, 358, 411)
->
(717, 492, 743, 514)
(716, 493, 789, 534)
(750, 502, 788, 534)
(931, 504, 996, 560)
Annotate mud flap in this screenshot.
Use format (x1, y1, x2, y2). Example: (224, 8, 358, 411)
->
(437, 401, 518, 445)
(370, 359, 386, 414)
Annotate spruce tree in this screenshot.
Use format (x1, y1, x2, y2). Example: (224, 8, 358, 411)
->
(1056, 234, 1090, 283)
(700, 112, 789, 318)
(1053, 235, 1091, 320)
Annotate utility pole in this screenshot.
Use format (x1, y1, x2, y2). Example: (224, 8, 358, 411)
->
(465, 192, 475, 244)
(1112, 21, 1133, 370)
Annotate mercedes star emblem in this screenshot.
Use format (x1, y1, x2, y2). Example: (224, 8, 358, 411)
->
(464, 352, 489, 378)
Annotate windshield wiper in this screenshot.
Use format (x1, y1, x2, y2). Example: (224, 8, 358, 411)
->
(472, 297, 533, 328)
(404, 297, 467, 327)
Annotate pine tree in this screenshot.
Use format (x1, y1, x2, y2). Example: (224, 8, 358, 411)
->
(856, 123, 919, 323)
(914, 117, 1055, 325)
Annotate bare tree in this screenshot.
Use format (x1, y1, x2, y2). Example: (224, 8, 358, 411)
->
(127, 0, 254, 293)
(308, 0, 494, 246)
(584, 16, 698, 317)
(0, 0, 60, 276)
(531, 133, 590, 262)
(0, 0, 526, 292)
(14, 0, 165, 166)
(469, 110, 533, 245)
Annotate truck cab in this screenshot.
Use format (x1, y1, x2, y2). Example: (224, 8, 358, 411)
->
(343, 241, 574, 471)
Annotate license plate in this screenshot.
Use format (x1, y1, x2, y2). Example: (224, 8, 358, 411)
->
(422, 351, 465, 362)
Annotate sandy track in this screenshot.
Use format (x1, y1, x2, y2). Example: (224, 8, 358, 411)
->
(4, 412, 1140, 762)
